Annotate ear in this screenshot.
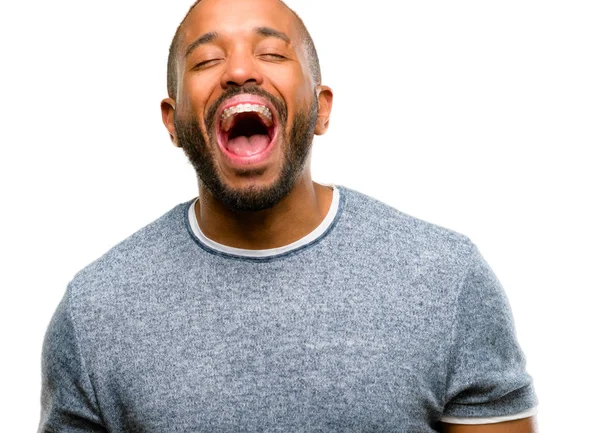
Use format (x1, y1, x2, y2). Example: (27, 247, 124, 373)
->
(161, 97, 180, 147)
(314, 85, 333, 135)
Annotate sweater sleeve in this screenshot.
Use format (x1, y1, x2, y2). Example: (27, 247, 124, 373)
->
(38, 289, 106, 432)
(441, 245, 538, 421)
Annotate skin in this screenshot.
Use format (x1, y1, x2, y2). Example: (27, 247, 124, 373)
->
(161, 0, 333, 249)
(441, 416, 538, 432)
(161, 0, 537, 430)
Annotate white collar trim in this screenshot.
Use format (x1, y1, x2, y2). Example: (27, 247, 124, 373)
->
(188, 186, 339, 258)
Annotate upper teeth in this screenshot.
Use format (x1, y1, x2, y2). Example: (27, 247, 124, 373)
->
(220, 104, 273, 132)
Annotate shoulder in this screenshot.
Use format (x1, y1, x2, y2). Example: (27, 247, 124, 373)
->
(67, 200, 194, 305)
(337, 186, 477, 267)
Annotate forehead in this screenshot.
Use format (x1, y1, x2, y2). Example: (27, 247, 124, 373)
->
(180, 0, 300, 46)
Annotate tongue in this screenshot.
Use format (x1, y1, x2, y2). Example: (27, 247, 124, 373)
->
(226, 134, 270, 156)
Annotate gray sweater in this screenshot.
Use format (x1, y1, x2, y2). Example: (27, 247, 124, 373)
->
(39, 186, 537, 432)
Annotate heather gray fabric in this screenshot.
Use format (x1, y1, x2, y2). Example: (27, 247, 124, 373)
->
(39, 186, 537, 432)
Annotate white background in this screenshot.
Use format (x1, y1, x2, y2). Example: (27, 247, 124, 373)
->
(1, 1, 598, 431)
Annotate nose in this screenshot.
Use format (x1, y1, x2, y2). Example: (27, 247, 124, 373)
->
(220, 47, 264, 89)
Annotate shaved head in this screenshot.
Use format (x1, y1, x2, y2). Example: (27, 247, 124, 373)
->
(166, 0, 321, 99)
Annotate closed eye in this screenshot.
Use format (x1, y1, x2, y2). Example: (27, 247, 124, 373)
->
(192, 59, 222, 70)
(259, 53, 287, 61)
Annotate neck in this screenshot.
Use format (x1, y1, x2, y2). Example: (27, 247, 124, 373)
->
(194, 175, 333, 250)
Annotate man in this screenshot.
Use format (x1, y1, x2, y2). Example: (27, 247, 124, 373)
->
(39, 0, 538, 431)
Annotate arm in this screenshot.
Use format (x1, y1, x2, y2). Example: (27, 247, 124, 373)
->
(441, 416, 538, 433)
(39, 290, 106, 432)
(441, 244, 538, 428)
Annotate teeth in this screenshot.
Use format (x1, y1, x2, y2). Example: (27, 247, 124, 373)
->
(220, 104, 273, 132)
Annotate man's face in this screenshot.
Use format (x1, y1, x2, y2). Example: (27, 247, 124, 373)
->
(164, 0, 327, 211)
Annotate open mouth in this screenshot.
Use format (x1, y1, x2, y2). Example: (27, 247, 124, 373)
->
(218, 103, 276, 158)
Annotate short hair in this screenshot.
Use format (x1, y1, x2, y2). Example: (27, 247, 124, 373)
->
(166, 0, 321, 99)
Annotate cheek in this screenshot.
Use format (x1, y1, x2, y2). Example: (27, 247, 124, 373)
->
(177, 89, 220, 141)
(270, 72, 314, 120)
(182, 74, 217, 116)
(289, 74, 315, 110)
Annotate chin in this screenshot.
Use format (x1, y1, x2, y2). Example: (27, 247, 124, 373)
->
(207, 166, 300, 212)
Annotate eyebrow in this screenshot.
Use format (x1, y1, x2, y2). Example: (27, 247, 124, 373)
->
(185, 32, 218, 58)
(255, 27, 291, 44)
(184, 27, 291, 58)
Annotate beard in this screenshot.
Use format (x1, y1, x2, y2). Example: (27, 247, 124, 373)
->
(174, 85, 318, 212)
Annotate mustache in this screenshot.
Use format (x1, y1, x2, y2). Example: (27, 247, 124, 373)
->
(205, 84, 288, 132)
